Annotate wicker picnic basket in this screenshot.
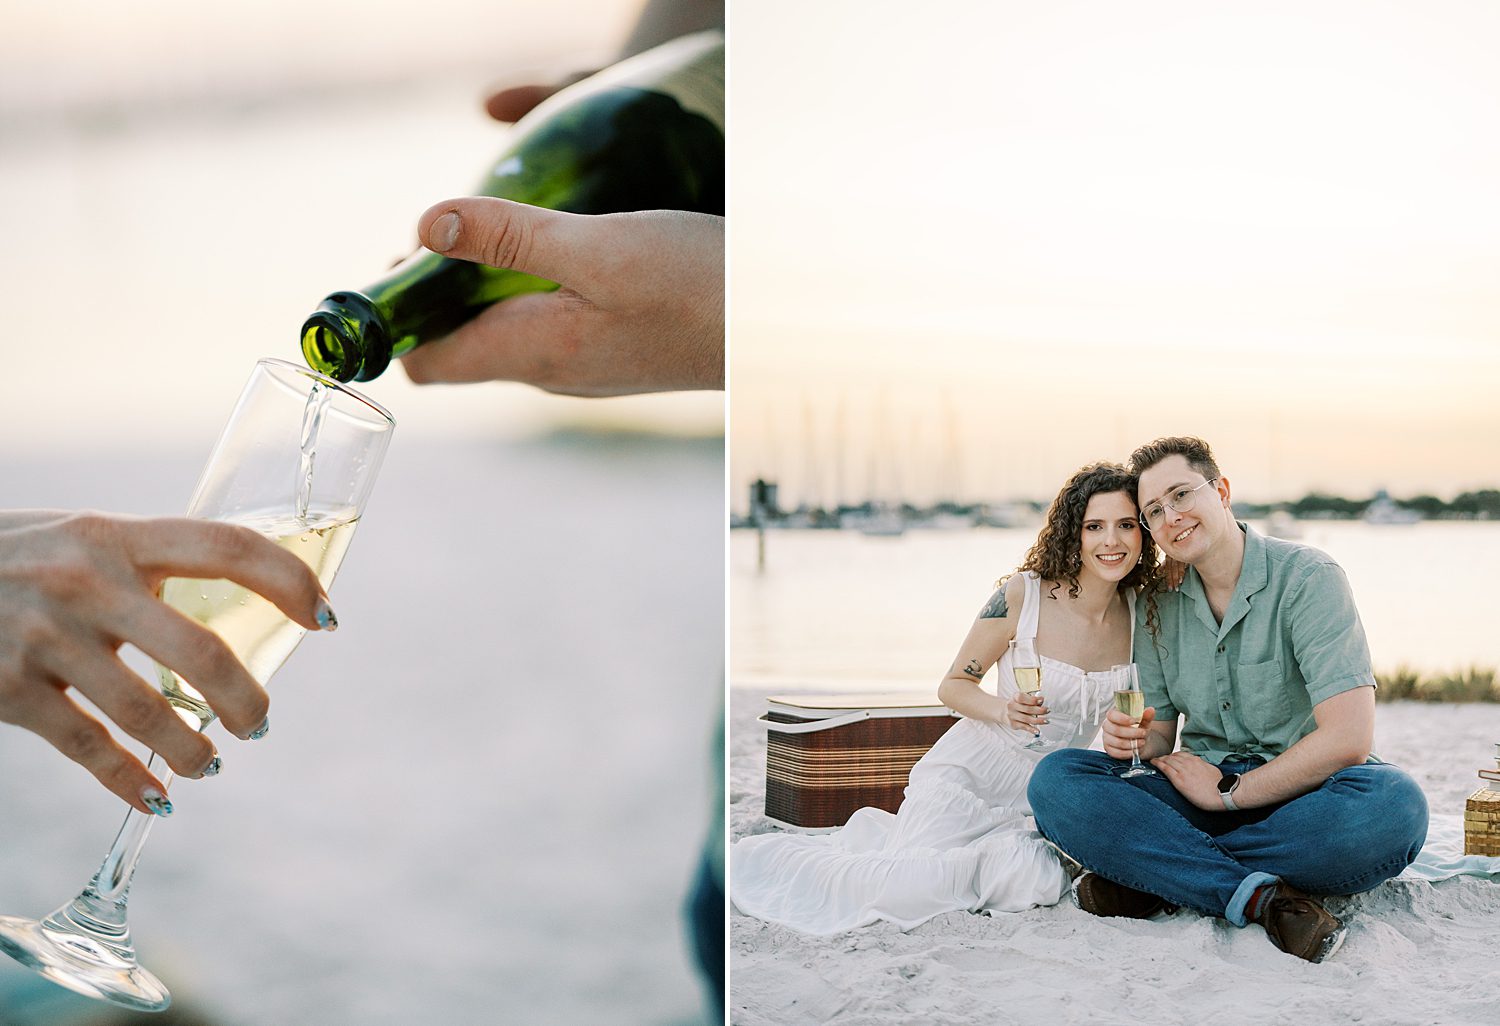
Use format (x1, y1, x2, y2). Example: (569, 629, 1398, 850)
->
(1464, 784, 1500, 857)
(760, 693, 960, 829)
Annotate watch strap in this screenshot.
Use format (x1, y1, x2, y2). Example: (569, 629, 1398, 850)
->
(1218, 772, 1242, 811)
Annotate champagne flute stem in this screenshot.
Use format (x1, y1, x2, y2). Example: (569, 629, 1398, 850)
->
(29, 753, 176, 968)
(1130, 728, 1141, 768)
(92, 755, 176, 904)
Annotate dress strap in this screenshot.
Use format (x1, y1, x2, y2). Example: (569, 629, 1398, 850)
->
(1127, 587, 1137, 662)
(1019, 571, 1042, 642)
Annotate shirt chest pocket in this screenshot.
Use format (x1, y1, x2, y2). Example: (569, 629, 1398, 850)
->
(1234, 659, 1293, 736)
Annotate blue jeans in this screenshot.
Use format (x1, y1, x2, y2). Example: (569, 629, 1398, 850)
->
(1026, 749, 1429, 926)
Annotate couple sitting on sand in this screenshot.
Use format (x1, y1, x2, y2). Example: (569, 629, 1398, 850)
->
(732, 435, 1429, 963)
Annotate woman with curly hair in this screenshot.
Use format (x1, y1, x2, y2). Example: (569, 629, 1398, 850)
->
(731, 462, 1163, 934)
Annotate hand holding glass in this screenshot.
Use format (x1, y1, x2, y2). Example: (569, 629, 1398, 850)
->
(1112, 663, 1158, 779)
(0, 359, 394, 1011)
(1009, 638, 1052, 751)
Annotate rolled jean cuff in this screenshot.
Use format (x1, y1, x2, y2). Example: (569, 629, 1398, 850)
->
(1226, 871, 1279, 927)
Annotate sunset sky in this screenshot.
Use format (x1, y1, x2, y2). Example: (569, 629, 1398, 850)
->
(729, 0, 1500, 509)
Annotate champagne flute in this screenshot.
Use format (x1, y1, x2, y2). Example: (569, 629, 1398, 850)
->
(1010, 638, 1052, 751)
(0, 358, 394, 1011)
(1113, 663, 1158, 779)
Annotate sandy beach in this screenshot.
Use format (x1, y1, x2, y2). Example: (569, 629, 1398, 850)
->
(730, 686, 1500, 1026)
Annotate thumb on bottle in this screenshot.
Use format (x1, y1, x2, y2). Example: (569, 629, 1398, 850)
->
(418, 197, 583, 286)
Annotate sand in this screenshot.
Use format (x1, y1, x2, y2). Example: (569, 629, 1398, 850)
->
(730, 687, 1500, 1026)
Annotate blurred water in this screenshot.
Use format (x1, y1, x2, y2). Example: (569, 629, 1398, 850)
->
(731, 521, 1500, 690)
(0, 433, 723, 1025)
(0, 0, 719, 454)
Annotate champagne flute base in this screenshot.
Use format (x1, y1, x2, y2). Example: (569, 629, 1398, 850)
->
(0, 899, 171, 1012)
(1118, 764, 1159, 779)
(1022, 737, 1055, 751)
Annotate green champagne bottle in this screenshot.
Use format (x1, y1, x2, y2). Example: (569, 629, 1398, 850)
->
(301, 31, 724, 382)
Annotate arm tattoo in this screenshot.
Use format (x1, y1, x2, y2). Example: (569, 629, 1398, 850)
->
(962, 659, 983, 679)
(979, 587, 1009, 619)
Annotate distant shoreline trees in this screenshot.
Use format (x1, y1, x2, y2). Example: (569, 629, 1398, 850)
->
(735, 480, 1500, 526)
(1254, 489, 1500, 521)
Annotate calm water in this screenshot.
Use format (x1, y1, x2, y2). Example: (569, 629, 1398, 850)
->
(731, 520, 1500, 691)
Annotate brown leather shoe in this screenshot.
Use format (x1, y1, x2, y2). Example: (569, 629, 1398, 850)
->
(1071, 872, 1168, 919)
(1255, 884, 1347, 963)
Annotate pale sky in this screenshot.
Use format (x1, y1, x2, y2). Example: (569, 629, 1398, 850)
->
(729, 0, 1500, 508)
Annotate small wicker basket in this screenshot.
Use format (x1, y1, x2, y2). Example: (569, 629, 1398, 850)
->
(1463, 784, 1500, 857)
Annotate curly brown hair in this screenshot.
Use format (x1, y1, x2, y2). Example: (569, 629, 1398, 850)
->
(1007, 462, 1164, 633)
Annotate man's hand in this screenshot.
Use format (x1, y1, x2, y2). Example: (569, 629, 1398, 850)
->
(0, 511, 332, 813)
(400, 198, 723, 397)
(1151, 751, 1225, 810)
(1101, 706, 1156, 761)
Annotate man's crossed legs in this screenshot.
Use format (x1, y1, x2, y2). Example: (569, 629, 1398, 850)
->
(1027, 750, 1429, 959)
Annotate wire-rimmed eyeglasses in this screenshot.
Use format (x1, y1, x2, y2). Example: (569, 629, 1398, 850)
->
(1140, 478, 1220, 531)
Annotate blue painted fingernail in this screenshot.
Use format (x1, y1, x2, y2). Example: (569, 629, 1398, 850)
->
(142, 789, 173, 817)
(200, 755, 222, 778)
(315, 598, 338, 631)
(248, 717, 270, 741)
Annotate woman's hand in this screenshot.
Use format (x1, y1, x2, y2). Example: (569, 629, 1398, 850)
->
(0, 511, 332, 813)
(399, 199, 723, 397)
(1007, 691, 1048, 734)
(1163, 557, 1187, 590)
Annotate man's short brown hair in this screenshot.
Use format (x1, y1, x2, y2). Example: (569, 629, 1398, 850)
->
(1129, 436, 1221, 483)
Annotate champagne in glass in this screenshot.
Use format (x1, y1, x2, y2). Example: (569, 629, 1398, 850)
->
(0, 359, 393, 1011)
(1013, 666, 1042, 695)
(157, 509, 359, 725)
(1112, 688, 1144, 723)
(1010, 638, 1052, 751)
(1113, 663, 1158, 779)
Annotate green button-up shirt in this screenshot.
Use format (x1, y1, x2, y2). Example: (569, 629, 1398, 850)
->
(1136, 522, 1376, 765)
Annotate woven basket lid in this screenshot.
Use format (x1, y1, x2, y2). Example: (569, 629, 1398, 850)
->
(768, 692, 951, 717)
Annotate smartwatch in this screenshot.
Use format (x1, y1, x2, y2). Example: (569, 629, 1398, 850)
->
(1217, 772, 1243, 811)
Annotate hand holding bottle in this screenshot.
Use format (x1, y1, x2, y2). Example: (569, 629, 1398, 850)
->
(301, 32, 720, 385)
(399, 197, 723, 397)
(0, 510, 331, 812)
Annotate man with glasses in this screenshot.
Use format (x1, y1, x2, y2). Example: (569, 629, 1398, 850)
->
(1027, 436, 1428, 963)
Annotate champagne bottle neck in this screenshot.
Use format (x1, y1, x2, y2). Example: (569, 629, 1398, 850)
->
(301, 292, 390, 383)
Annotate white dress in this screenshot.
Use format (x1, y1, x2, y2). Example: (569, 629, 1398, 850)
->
(731, 572, 1132, 935)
